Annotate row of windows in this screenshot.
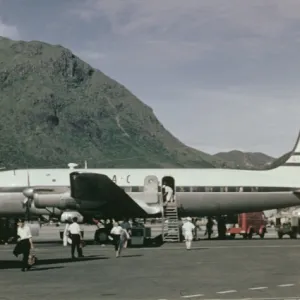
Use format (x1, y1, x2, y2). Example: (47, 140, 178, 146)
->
(120, 186, 295, 193)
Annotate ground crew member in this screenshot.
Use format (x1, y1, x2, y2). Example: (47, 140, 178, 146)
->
(162, 183, 173, 205)
(182, 217, 195, 250)
(217, 216, 227, 239)
(13, 218, 34, 271)
(63, 219, 72, 247)
(110, 221, 124, 257)
(205, 217, 214, 239)
(68, 217, 84, 259)
(194, 218, 201, 240)
(121, 218, 132, 248)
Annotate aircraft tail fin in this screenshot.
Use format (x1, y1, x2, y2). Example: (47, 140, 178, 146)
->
(276, 130, 300, 168)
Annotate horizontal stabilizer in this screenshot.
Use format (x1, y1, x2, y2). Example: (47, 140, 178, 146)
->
(70, 172, 161, 218)
(129, 196, 161, 215)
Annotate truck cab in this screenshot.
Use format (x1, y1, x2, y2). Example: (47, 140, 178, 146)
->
(227, 212, 267, 239)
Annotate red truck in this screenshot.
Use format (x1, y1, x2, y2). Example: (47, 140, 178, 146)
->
(227, 212, 267, 239)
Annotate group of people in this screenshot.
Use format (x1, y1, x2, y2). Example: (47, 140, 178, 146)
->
(13, 216, 132, 271)
(63, 217, 131, 259)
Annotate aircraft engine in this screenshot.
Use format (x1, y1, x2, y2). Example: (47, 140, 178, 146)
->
(60, 211, 84, 223)
(33, 192, 78, 210)
(23, 188, 34, 198)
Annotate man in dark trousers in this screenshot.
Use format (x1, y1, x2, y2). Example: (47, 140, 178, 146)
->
(67, 217, 84, 259)
(13, 218, 34, 271)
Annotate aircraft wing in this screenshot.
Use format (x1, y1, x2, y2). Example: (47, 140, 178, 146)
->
(69, 172, 161, 219)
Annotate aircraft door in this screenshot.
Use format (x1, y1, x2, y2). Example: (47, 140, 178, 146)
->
(161, 176, 175, 205)
(143, 175, 159, 204)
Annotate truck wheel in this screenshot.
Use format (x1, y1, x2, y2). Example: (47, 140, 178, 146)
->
(230, 234, 236, 239)
(248, 232, 253, 239)
(259, 232, 265, 239)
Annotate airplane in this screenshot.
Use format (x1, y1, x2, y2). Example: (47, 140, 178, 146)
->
(1, 129, 300, 235)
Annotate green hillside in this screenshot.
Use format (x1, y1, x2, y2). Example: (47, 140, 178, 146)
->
(0, 37, 232, 169)
(214, 151, 274, 169)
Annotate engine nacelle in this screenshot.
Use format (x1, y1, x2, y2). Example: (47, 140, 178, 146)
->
(23, 188, 34, 198)
(60, 211, 84, 223)
(33, 192, 78, 210)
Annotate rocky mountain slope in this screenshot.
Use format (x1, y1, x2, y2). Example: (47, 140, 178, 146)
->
(0, 37, 234, 169)
(214, 151, 274, 169)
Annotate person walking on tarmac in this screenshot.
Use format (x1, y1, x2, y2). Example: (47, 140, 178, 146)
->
(182, 217, 195, 250)
(68, 217, 84, 259)
(110, 221, 124, 257)
(13, 218, 34, 272)
(205, 217, 214, 240)
(120, 218, 131, 248)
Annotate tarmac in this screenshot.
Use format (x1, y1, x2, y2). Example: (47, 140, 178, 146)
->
(0, 226, 300, 300)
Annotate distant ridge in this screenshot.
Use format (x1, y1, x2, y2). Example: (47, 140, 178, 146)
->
(213, 150, 274, 169)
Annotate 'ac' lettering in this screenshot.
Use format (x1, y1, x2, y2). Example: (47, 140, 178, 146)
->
(126, 175, 130, 184)
(112, 175, 117, 183)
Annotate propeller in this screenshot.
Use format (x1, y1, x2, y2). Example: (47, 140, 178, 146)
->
(22, 171, 34, 221)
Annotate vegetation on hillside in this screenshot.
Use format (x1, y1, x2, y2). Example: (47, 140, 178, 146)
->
(0, 37, 233, 169)
(214, 151, 274, 169)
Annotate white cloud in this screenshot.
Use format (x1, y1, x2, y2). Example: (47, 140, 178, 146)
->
(0, 17, 20, 40)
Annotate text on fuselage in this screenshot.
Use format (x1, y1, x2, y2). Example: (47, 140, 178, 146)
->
(111, 175, 130, 184)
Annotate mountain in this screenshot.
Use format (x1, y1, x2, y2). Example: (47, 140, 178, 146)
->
(0, 36, 233, 169)
(213, 150, 274, 169)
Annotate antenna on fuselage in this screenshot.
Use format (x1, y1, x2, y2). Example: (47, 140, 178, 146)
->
(68, 163, 78, 170)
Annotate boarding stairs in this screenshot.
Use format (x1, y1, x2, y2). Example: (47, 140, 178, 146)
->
(162, 201, 181, 242)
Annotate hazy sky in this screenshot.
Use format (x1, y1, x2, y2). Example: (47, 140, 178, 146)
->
(1, 0, 300, 157)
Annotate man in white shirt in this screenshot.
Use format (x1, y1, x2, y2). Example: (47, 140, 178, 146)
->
(162, 184, 173, 205)
(68, 217, 84, 259)
(14, 218, 34, 271)
(110, 221, 127, 257)
(182, 217, 195, 250)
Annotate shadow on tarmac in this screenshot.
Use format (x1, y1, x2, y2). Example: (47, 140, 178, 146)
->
(0, 255, 108, 270)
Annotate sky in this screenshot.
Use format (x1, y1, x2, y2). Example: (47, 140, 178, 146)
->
(1, 0, 300, 157)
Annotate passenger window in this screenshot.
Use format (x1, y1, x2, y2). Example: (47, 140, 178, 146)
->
(182, 186, 190, 192)
(205, 187, 213, 192)
(176, 186, 182, 192)
(176, 186, 190, 192)
(227, 187, 236, 192)
(212, 187, 221, 192)
(131, 186, 143, 192)
(243, 187, 252, 192)
(191, 186, 205, 192)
